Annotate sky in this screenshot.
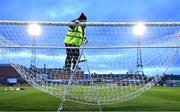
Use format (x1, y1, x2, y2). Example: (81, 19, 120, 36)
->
(0, 0, 180, 22)
(0, 0, 180, 75)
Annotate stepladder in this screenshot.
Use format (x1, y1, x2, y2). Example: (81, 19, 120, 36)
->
(57, 39, 102, 112)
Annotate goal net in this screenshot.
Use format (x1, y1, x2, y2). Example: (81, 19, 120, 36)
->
(0, 21, 180, 105)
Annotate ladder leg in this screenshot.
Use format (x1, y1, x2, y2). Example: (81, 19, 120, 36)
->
(82, 54, 102, 112)
(57, 44, 86, 111)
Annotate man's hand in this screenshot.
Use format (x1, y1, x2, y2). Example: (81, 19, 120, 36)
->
(75, 20, 80, 24)
(84, 37, 88, 44)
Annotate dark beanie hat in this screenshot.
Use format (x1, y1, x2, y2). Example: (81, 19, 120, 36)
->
(77, 13, 87, 20)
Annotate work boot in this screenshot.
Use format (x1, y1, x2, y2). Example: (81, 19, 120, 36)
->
(76, 66, 81, 70)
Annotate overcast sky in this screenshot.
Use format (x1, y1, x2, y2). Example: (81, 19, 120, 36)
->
(0, 0, 180, 22)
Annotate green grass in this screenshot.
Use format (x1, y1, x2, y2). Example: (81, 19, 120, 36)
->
(0, 86, 180, 111)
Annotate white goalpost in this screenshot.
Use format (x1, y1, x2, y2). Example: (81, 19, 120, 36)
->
(0, 21, 180, 111)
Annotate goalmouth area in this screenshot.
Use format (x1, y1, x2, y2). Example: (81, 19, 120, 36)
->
(0, 86, 180, 111)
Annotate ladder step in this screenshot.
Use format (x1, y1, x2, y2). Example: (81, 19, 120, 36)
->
(79, 59, 87, 63)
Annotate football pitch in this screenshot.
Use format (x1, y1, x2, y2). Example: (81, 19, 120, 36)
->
(0, 86, 180, 111)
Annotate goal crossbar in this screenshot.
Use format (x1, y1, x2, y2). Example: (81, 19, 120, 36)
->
(1, 45, 180, 49)
(0, 21, 180, 26)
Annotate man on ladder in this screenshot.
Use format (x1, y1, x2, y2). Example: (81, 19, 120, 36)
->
(64, 13, 87, 72)
(59, 14, 102, 111)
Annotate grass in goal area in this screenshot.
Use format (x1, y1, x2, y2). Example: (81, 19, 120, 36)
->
(0, 86, 180, 111)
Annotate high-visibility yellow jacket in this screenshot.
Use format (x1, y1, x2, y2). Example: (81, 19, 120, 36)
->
(64, 26, 85, 46)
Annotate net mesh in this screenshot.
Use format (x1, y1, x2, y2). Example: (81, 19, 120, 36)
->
(0, 21, 180, 105)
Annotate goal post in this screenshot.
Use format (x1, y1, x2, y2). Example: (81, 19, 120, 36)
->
(0, 21, 180, 107)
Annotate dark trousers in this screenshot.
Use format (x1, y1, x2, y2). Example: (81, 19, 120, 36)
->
(64, 44, 80, 70)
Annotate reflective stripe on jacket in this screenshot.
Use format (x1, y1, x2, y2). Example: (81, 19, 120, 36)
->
(64, 26, 85, 46)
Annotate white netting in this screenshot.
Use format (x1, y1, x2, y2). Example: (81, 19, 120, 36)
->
(0, 21, 180, 105)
